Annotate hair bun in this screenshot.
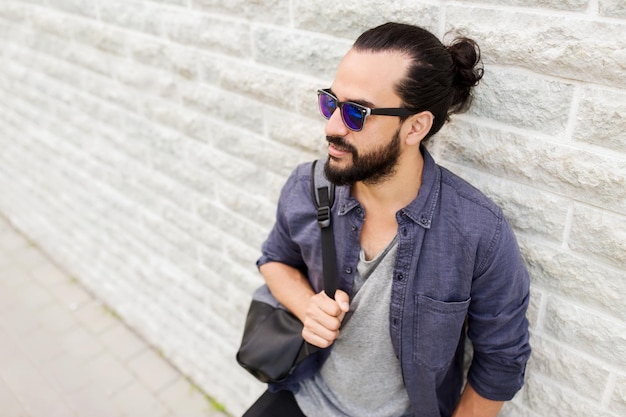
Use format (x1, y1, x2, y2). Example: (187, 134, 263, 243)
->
(447, 37, 484, 114)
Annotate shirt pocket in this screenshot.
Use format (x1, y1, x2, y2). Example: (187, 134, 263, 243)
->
(413, 295, 470, 371)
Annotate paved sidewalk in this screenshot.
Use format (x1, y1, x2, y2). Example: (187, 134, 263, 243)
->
(0, 215, 230, 417)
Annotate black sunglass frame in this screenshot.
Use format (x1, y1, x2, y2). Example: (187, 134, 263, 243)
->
(317, 89, 414, 132)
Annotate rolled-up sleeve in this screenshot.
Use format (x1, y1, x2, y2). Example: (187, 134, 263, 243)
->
(466, 214, 531, 401)
(257, 164, 308, 270)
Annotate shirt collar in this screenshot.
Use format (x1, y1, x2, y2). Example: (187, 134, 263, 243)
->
(334, 145, 441, 229)
(401, 145, 440, 229)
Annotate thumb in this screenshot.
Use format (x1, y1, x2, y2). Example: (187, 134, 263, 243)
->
(334, 290, 350, 312)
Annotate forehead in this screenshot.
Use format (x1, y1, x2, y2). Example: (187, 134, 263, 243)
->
(331, 49, 410, 105)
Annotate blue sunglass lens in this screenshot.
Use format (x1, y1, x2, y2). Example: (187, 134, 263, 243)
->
(319, 93, 336, 119)
(318, 91, 365, 131)
(342, 103, 365, 131)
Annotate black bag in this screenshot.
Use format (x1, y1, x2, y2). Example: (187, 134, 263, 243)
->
(236, 159, 337, 383)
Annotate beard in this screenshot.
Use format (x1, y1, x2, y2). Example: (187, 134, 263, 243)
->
(324, 128, 402, 186)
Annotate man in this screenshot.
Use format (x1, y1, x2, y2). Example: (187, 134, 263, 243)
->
(244, 22, 531, 417)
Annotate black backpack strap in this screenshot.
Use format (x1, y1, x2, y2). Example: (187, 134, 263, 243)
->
(294, 160, 340, 362)
(310, 159, 338, 300)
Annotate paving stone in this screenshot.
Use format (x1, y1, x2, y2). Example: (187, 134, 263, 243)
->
(12, 245, 51, 271)
(61, 326, 105, 362)
(0, 377, 29, 417)
(50, 279, 94, 310)
(14, 281, 54, 312)
(0, 282, 20, 314)
(15, 326, 67, 364)
(0, 328, 23, 370)
(112, 381, 169, 417)
(85, 352, 134, 397)
(0, 265, 33, 289)
(30, 262, 70, 289)
(160, 378, 226, 417)
(0, 298, 42, 336)
(64, 385, 125, 417)
(0, 254, 11, 271)
(43, 352, 92, 394)
(100, 323, 147, 361)
(74, 299, 119, 335)
(0, 355, 76, 417)
(36, 302, 80, 334)
(0, 230, 30, 252)
(127, 348, 180, 393)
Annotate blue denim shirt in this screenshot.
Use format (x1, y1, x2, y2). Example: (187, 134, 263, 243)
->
(257, 147, 531, 417)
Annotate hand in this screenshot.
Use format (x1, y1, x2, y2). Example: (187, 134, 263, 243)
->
(301, 290, 350, 348)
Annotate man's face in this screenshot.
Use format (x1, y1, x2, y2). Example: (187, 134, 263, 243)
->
(324, 128, 401, 186)
(322, 49, 410, 186)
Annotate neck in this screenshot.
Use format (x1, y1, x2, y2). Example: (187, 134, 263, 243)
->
(353, 150, 424, 213)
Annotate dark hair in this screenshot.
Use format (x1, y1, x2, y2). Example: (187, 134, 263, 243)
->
(353, 22, 484, 141)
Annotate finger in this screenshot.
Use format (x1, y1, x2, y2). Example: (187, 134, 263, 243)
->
(313, 291, 344, 317)
(302, 324, 338, 349)
(334, 290, 350, 312)
(304, 301, 342, 332)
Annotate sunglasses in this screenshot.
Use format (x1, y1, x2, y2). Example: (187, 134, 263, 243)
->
(317, 89, 413, 132)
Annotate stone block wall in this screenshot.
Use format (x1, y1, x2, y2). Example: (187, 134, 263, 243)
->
(0, 1, 624, 415)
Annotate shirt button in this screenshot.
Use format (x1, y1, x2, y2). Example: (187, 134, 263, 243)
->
(356, 207, 362, 214)
(402, 227, 407, 236)
(351, 225, 357, 231)
(346, 267, 353, 274)
(420, 216, 428, 225)
(396, 273, 404, 281)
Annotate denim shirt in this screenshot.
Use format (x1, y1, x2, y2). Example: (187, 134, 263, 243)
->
(257, 147, 531, 417)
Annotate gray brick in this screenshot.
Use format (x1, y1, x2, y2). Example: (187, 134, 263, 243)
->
(439, 121, 626, 213)
(462, 0, 588, 12)
(523, 373, 611, 417)
(153, 0, 189, 6)
(30, 7, 74, 40)
(573, 86, 626, 153)
(215, 58, 315, 110)
(47, 0, 99, 18)
(528, 335, 611, 399)
(99, 0, 147, 33)
(293, 0, 440, 40)
(192, 0, 290, 24)
(525, 286, 543, 330)
(610, 374, 626, 415)
(521, 240, 626, 321)
(180, 83, 265, 135)
(544, 296, 626, 368)
(0, 2, 30, 23)
(71, 19, 129, 57)
(447, 5, 626, 88)
(115, 64, 179, 100)
(472, 68, 575, 135)
(569, 206, 626, 269)
(253, 26, 351, 80)
(265, 106, 326, 154)
(165, 11, 251, 57)
(600, 0, 626, 18)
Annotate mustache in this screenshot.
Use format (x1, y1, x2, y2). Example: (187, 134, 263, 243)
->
(326, 136, 357, 153)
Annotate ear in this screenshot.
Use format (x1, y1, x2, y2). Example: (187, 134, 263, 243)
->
(405, 111, 434, 146)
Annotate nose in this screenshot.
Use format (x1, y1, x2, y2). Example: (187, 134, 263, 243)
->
(325, 107, 350, 137)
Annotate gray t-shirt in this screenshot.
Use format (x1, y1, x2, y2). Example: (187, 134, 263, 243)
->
(296, 237, 411, 417)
